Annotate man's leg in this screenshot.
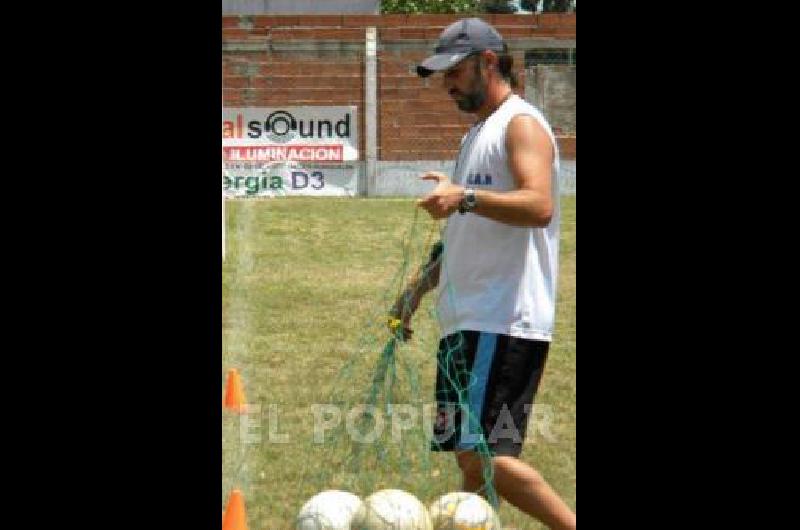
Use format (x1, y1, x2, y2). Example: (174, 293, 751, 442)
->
(456, 451, 576, 530)
(492, 455, 575, 530)
(456, 450, 485, 492)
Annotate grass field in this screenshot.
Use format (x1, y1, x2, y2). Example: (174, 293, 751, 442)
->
(222, 196, 575, 529)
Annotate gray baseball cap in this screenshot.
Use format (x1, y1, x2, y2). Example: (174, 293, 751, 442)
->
(416, 17, 506, 78)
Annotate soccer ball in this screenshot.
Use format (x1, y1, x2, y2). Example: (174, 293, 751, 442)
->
(351, 489, 433, 529)
(429, 492, 502, 530)
(295, 490, 363, 530)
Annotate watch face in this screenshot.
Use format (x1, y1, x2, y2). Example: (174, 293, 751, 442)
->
(459, 189, 476, 214)
(466, 189, 477, 208)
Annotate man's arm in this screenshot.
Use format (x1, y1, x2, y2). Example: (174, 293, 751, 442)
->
(388, 241, 442, 340)
(417, 114, 554, 227)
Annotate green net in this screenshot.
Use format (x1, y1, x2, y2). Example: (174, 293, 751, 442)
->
(293, 205, 500, 510)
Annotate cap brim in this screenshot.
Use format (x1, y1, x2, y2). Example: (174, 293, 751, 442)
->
(416, 52, 471, 77)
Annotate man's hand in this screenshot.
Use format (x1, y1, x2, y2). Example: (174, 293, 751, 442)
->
(387, 316, 413, 341)
(389, 288, 418, 341)
(387, 240, 442, 342)
(417, 172, 464, 219)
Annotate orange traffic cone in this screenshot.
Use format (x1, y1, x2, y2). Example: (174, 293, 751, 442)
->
(224, 368, 247, 413)
(222, 489, 249, 530)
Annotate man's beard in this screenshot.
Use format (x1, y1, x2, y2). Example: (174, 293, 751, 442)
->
(453, 61, 487, 112)
(454, 86, 487, 112)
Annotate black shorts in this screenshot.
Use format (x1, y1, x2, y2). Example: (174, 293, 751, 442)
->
(431, 331, 549, 457)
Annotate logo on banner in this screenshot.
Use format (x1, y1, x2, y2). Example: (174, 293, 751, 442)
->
(223, 110, 352, 143)
(264, 111, 297, 143)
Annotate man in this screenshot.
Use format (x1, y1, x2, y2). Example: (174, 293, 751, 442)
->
(389, 18, 576, 530)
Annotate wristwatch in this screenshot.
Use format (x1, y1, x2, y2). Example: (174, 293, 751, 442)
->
(458, 187, 477, 214)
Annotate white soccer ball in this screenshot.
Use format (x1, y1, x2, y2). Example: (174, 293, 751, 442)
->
(295, 490, 363, 530)
(351, 489, 433, 530)
(429, 492, 502, 530)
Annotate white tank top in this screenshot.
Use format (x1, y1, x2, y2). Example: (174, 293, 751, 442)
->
(436, 94, 560, 341)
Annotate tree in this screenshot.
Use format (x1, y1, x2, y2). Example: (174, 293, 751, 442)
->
(380, 0, 573, 14)
(381, 0, 483, 13)
(482, 0, 517, 13)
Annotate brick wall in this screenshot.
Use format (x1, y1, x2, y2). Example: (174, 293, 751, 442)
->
(222, 13, 576, 161)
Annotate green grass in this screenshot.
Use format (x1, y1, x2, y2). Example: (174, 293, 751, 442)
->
(223, 196, 575, 529)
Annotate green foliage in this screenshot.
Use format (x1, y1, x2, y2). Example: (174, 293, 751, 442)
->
(381, 0, 574, 14)
(381, 0, 484, 14)
(483, 0, 518, 13)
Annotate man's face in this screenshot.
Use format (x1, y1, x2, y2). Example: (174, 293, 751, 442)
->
(443, 53, 488, 113)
